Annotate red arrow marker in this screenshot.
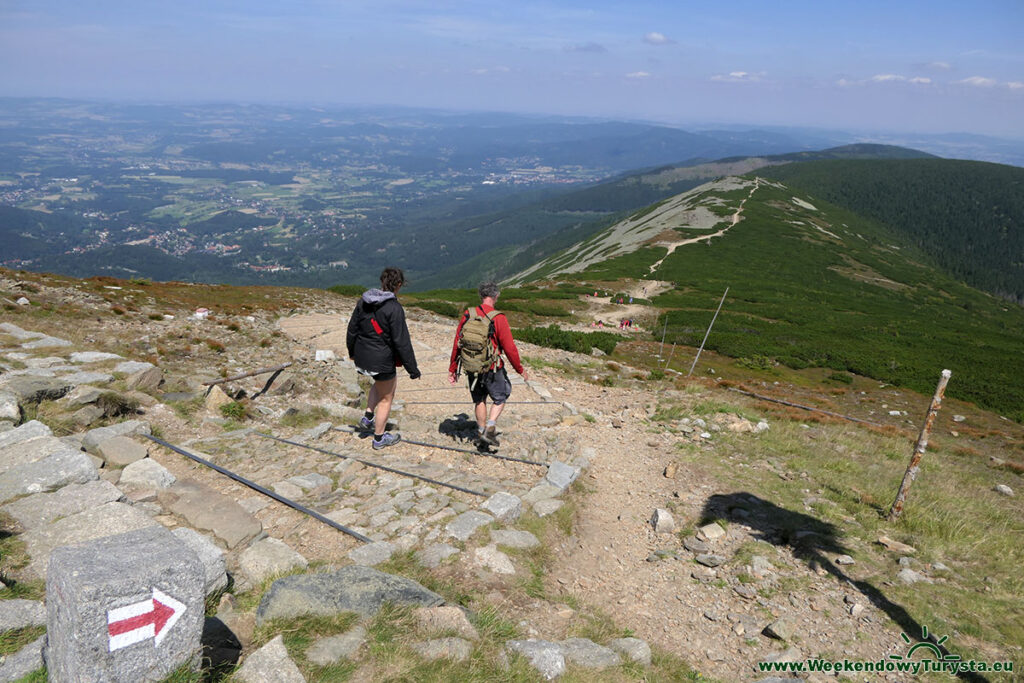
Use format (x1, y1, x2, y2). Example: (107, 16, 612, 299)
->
(107, 588, 186, 652)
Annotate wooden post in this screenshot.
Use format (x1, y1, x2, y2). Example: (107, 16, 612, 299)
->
(663, 342, 677, 370)
(688, 287, 729, 377)
(659, 316, 669, 356)
(887, 369, 952, 522)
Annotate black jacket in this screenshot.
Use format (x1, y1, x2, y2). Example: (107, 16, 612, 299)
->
(346, 289, 419, 378)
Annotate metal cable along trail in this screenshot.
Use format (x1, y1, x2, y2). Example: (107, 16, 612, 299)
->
(252, 432, 489, 497)
(142, 433, 372, 543)
(332, 426, 548, 467)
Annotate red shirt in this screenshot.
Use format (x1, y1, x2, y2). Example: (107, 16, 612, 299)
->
(449, 303, 524, 375)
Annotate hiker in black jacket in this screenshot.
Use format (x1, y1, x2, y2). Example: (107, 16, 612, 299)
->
(346, 267, 420, 449)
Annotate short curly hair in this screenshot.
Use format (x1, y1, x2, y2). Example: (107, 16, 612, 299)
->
(478, 282, 500, 300)
(379, 267, 406, 293)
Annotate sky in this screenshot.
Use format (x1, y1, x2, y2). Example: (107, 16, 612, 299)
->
(1, 0, 1022, 137)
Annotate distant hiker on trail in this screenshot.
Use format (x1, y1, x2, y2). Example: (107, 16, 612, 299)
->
(448, 282, 528, 447)
(347, 266, 420, 449)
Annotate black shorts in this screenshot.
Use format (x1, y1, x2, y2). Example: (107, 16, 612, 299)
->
(468, 367, 512, 405)
(357, 366, 396, 382)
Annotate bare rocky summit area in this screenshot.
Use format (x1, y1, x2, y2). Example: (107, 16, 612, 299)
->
(0, 270, 1020, 681)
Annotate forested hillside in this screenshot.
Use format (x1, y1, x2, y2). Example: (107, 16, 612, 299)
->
(759, 159, 1024, 304)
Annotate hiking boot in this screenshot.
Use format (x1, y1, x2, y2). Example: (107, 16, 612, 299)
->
(358, 415, 374, 431)
(480, 425, 500, 447)
(372, 432, 401, 450)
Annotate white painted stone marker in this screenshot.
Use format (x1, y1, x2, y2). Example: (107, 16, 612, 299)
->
(45, 526, 205, 682)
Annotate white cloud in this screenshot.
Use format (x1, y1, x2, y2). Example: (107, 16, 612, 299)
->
(643, 32, 673, 45)
(711, 71, 763, 83)
(957, 76, 997, 87)
(925, 61, 953, 71)
(871, 73, 906, 82)
(626, 71, 651, 79)
(1007, 81, 1024, 90)
(908, 77, 931, 84)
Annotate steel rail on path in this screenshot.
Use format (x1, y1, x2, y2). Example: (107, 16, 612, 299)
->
(142, 434, 371, 543)
(253, 431, 489, 497)
(332, 426, 548, 467)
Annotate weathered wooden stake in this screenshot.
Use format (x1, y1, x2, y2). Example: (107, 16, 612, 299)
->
(688, 286, 729, 377)
(887, 369, 952, 522)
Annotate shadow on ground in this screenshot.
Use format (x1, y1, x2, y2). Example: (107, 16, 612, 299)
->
(702, 492, 989, 682)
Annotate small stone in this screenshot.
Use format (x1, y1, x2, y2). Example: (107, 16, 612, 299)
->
(607, 637, 651, 666)
(506, 639, 565, 680)
(445, 510, 494, 541)
(204, 385, 234, 413)
(490, 529, 540, 549)
(348, 541, 396, 566)
(239, 537, 308, 585)
(120, 458, 177, 490)
(416, 543, 460, 569)
(698, 522, 725, 541)
(897, 568, 932, 585)
(306, 626, 367, 666)
(545, 461, 580, 492)
(315, 349, 337, 362)
(664, 462, 677, 478)
(952, 414, 966, 422)
(0, 599, 46, 631)
(750, 555, 774, 578)
(474, 544, 516, 575)
(850, 603, 865, 617)
(171, 528, 228, 596)
(650, 508, 675, 534)
(683, 536, 709, 554)
(764, 618, 795, 640)
(235, 635, 304, 683)
(994, 484, 1014, 497)
(695, 554, 725, 568)
(733, 585, 758, 600)
(96, 436, 148, 467)
(559, 637, 621, 669)
(533, 499, 563, 517)
(835, 554, 855, 566)
(412, 637, 473, 662)
(481, 492, 523, 524)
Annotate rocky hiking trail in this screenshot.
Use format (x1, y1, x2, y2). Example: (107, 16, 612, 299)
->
(0, 273, 1019, 681)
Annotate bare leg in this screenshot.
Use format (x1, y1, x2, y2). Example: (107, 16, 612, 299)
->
(371, 377, 397, 437)
(366, 381, 380, 412)
(488, 402, 505, 424)
(474, 401, 487, 433)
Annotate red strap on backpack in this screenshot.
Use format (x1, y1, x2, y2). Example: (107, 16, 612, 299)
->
(369, 315, 402, 367)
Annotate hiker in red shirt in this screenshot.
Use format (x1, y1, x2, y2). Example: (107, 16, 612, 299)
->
(448, 282, 528, 447)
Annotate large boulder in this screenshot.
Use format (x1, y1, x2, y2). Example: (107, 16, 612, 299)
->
(0, 376, 72, 403)
(0, 447, 98, 504)
(257, 566, 444, 624)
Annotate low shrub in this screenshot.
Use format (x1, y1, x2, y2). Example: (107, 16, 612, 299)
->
(517, 325, 619, 356)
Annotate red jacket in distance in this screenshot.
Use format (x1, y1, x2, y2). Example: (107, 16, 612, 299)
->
(449, 303, 524, 375)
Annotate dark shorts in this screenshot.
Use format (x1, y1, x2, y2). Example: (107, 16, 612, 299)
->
(357, 366, 397, 382)
(468, 367, 512, 405)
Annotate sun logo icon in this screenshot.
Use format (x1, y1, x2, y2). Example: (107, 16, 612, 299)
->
(889, 625, 961, 664)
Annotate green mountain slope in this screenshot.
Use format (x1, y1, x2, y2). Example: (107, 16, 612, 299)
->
(512, 175, 1024, 420)
(414, 144, 930, 289)
(758, 158, 1024, 303)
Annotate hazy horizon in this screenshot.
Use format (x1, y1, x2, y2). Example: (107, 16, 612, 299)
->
(1, 1, 1022, 137)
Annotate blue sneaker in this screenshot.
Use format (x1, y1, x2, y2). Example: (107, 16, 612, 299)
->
(358, 415, 374, 431)
(372, 432, 401, 450)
